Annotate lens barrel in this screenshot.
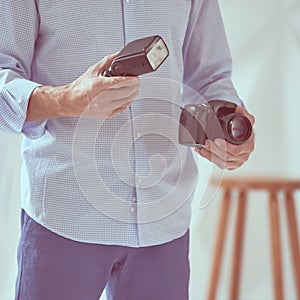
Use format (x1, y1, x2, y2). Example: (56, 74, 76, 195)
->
(223, 114, 252, 144)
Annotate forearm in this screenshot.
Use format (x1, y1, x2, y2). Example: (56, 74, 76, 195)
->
(26, 56, 140, 122)
(26, 85, 71, 121)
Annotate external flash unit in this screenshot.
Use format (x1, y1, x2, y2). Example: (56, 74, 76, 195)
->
(103, 35, 169, 77)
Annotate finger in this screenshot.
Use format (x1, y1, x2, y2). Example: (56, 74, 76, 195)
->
(204, 139, 233, 161)
(88, 89, 138, 116)
(236, 131, 255, 154)
(105, 89, 139, 107)
(212, 138, 241, 156)
(92, 85, 139, 102)
(104, 97, 134, 118)
(87, 102, 131, 120)
(113, 89, 139, 105)
(214, 137, 254, 156)
(112, 86, 139, 101)
(197, 137, 253, 165)
(196, 140, 250, 164)
(108, 106, 130, 118)
(107, 77, 140, 89)
(196, 147, 245, 170)
(196, 147, 226, 169)
(235, 106, 255, 126)
(89, 52, 121, 76)
(100, 76, 140, 89)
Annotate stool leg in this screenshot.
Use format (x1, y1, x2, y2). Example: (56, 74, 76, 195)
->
(284, 190, 300, 299)
(207, 189, 232, 300)
(230, 190, 247, 300)
(269, 190, 284, 300)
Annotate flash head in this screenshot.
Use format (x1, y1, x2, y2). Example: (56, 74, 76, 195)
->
(103, 35, 169, 77)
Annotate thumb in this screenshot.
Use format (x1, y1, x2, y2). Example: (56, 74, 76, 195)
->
(235, 105, 255, 126)
(89, 51, 121, 76)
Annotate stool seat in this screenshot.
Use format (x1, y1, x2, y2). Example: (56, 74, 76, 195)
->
(211, 176, 300, 190)
(207, 176, 300, 300)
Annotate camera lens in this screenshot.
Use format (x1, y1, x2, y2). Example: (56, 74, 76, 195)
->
(228, 115, 252, 143)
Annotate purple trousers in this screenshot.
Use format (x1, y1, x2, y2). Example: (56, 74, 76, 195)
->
(15, 210, 190, 300)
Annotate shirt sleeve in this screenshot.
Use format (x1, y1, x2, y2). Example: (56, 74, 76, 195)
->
(182, 0, 244, 107)
(0, 0, 46, 139)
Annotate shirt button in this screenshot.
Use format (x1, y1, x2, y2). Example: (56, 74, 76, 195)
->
(136, 131, 142, 139)
(132, 196, 137, 203)
(130, 206, 136, 212)
(137, 177, 142, 185)
(125, 0, 130, 3)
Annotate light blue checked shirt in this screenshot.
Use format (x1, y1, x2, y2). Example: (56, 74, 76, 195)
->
(0, 0, 242, 247)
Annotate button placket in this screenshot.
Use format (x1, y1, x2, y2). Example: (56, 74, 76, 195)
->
(137, 177, 142, 186)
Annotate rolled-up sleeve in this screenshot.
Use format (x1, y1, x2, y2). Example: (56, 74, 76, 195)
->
(182, 0, 244, 106)
(0, 0, 46, 139)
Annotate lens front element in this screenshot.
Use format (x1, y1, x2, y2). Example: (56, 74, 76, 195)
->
(228, 115, 252, 143)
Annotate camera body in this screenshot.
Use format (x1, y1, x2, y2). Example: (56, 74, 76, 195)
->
(179, 100, 252, 147)
(103, 35, 169, 77)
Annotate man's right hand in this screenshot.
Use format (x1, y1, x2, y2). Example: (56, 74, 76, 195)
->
(26, 53, 140, 121)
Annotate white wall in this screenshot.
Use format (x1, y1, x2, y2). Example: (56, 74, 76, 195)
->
(0, 134, 22, 300)
(1, 0, 300, 299)
(189, 0, 300, 299)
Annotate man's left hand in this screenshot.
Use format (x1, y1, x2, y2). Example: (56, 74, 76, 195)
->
(195, 106, 255, 171)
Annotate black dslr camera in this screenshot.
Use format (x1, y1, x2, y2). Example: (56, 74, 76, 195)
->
(179, 100, 252, 147)
(103, 35, 169, 77)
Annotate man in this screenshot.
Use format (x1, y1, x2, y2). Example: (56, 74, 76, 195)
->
(0, 1, 254, 299)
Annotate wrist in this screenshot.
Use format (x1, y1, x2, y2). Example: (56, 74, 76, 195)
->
(63, 80, 90, 117)
(58, 84, 77, 117)
(26, 85, 71, 121)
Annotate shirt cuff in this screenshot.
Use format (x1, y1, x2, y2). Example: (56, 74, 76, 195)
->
(22, 119, 47, 140)
(4, 78, 46, 139)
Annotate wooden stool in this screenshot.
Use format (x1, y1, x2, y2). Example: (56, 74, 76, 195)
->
(207, 177, 300, 300)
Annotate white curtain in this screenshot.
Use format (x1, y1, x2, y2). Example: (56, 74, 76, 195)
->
(1, 0, 300, 299)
